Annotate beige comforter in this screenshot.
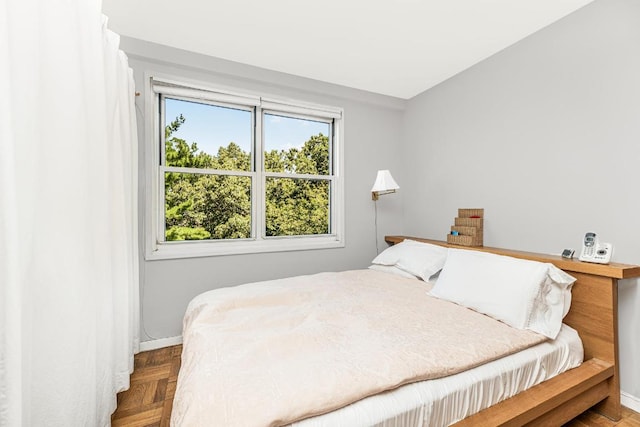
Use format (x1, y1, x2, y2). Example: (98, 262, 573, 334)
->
(171, 270, 546, 427)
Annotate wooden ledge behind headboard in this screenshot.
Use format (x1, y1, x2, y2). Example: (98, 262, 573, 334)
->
(385, 236, 640, 279)
(385, 235, 640, 422)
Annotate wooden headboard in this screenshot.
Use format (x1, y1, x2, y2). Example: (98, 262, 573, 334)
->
(385, 236, 640, 424)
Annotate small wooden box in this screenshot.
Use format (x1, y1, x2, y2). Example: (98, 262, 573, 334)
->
(447, 234, 481, 246)
(454, 217, 484, 228)
(447, 208, 484, 247)
(451, 225, 482, 237)
(458, 208, 484, 218)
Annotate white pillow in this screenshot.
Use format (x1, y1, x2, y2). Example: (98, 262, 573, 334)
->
(371, 239, 448, 281)
(368, 264, 420, 279)
(429, 249, 575, 339)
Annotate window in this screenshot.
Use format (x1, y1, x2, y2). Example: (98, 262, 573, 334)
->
(263, 113, 332, 237)
(145, 77, 344, 259)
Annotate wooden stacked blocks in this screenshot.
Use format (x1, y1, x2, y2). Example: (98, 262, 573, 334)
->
(446, 208, 484, 247)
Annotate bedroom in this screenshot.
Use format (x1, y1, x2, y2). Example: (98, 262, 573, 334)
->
(2, 0, 639, 425)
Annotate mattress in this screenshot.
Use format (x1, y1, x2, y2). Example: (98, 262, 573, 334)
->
(291, 323, 583, 427)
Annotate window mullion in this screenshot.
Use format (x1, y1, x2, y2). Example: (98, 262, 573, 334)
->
(158, 95, 166, 244)
(159, 95, 166, 166)
(255, 106, 264, 241)
(162, 165, 252, 177)
(265, 172, 332, 181)
(157, 167, 165, 245)
(329, 120, 334, 175)
(330, 120, 336, 234)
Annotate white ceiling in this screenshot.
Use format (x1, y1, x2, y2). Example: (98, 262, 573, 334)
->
(102, 0, 594, 99)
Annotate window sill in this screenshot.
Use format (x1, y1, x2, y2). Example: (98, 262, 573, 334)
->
(145, 235, 345, 260)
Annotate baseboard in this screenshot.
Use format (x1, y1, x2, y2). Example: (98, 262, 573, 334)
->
(139, 335, 183, 352)
(621, 391, 640, 413)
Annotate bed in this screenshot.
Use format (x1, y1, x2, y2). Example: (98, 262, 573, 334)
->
(171, 235, 640, 426)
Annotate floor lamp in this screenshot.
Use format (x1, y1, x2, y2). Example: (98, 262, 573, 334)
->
(371, 170, 400, 254)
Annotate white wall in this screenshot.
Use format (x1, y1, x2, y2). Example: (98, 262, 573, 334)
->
(402, 0, 640, 398)
(121, 38, 406, 340)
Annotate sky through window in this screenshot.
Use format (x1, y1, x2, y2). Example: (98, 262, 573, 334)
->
(165, 98, 329, 156)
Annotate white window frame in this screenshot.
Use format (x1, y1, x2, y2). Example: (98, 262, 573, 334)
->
(143, 73, 345, 260)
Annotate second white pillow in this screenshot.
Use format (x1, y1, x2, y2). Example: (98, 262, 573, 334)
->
(371, 239, 448, 281)
(429, 249, 575, 339)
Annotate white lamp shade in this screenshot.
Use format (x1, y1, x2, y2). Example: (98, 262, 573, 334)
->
(371, 170, 399, 193)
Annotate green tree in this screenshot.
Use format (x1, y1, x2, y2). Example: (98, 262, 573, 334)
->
(265, 133, 330, 236)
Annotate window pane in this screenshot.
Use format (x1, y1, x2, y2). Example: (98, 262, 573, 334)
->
(165, 172, 251, 240)
(164, 98, 252, 172)
(265, 177, 329, 236)
(264, 114, 330, 175)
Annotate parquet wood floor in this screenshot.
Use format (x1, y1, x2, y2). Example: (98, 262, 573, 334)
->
(112, 345, 640, 426)
(111, 345, 182, 427)
(565, 408, 640, 427)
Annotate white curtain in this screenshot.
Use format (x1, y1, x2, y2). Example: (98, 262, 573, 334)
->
(0, 0, 139, 425)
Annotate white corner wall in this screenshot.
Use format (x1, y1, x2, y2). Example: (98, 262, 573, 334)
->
(122, 38, 406, 341)
(402, 0, 640, 399)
